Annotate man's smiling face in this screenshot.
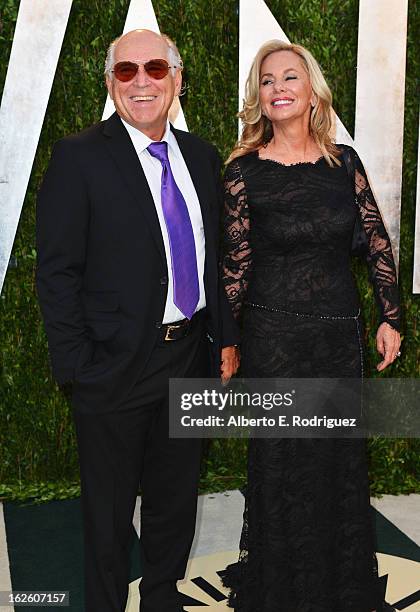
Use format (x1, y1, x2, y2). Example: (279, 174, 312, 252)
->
(106, 30, 182, 141)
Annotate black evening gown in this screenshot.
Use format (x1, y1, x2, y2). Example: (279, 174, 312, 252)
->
(221, 146, 401, 612)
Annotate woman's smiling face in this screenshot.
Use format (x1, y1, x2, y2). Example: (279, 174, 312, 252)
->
(259, 50, 315, 126)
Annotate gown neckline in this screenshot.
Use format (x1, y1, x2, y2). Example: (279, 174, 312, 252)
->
(254, 150, 325, 168)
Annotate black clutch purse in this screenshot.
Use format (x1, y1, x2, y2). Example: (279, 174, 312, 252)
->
(341, 147, 369, 257)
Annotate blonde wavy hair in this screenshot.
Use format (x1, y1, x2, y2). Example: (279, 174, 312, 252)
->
(227, 40, 340, 167)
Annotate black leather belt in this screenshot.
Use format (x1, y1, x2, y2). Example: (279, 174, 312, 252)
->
(158, 309, 205, 342)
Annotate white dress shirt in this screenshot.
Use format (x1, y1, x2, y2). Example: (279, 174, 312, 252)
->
(122, 119, 206, 323)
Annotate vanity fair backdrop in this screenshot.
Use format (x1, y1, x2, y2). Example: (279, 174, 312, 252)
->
(0, 0, 419, 502)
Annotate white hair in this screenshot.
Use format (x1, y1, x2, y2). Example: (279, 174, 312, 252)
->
(104, 31, 183, 79)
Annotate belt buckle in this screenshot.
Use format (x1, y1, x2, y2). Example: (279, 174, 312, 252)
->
(164, 323, 179, 341)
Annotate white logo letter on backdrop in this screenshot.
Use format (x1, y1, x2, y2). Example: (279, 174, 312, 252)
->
(239, 0, 410, 272)
(0, 0, 73, 293)
(355, 0, 408, 268)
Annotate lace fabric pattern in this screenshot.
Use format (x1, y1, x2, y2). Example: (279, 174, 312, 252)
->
(220, 146, 400, 611)
(352, 150, 400, 329)
(221, 159, 252, 320)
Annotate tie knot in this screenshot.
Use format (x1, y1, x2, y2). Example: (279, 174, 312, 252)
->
(147, 141, 169, 165)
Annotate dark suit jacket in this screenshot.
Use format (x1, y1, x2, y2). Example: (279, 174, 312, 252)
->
(36, 112, 239, 413)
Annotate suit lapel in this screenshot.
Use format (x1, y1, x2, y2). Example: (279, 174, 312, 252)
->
(102, 113, 166, 262)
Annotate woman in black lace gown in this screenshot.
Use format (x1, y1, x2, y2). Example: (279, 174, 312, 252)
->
(220, 41, 401, 612)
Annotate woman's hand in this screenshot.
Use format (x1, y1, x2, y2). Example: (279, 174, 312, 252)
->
(220, 345, 241, 386)
(376, 322, 401, 372)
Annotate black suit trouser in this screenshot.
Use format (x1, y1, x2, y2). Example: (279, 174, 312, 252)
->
(73, 316, 208, 612)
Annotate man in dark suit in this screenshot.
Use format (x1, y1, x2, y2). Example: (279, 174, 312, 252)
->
(36, 29, 239, 612)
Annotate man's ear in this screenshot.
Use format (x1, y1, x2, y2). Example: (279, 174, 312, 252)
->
(106, 76, 113, 100)
(174, 69, 182, 97)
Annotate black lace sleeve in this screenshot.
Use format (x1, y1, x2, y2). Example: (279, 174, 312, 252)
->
(221, 158, 252, 320)
(353, 150, 401, 331)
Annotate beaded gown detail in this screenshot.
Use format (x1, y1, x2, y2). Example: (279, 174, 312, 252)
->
(220, 146, 400, 612)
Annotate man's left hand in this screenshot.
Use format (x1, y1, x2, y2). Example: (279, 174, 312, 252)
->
(220, 345, 240, 386)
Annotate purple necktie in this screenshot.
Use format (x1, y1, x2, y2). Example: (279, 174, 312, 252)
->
(147, 141, 199, 320)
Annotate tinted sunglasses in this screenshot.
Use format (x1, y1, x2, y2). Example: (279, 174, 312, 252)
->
(112, 59, 178, 82)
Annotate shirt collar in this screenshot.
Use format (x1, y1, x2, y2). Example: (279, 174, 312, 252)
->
(121, 118, 175, 155)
